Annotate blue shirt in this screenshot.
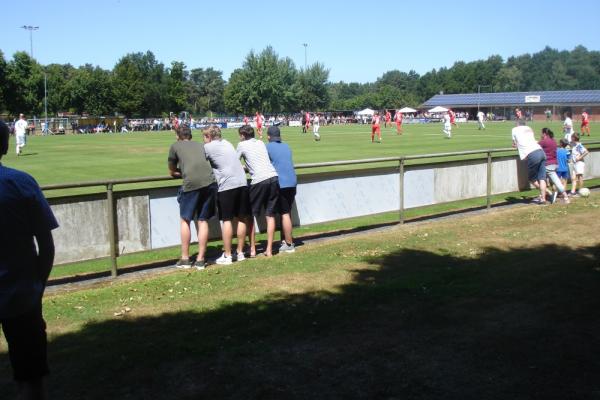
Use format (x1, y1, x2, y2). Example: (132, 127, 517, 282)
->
(267, 141, 297, 188)
(0, 164, 58, 318)
(556, 148, 569, 172)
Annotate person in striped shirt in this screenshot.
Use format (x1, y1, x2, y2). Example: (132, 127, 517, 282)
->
(237, 125, 279, 257)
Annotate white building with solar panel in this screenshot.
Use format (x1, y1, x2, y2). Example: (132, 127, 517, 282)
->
(423, 90, 600, 122)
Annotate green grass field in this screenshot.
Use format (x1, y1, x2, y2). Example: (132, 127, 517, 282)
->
(2, 195, 600, 399)
(4, 120, 593, 189)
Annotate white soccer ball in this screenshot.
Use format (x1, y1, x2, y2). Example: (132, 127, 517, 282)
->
(578, 188, 590, 198)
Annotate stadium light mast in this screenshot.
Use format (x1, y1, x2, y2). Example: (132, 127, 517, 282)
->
(302, 43, 308, 70)
(21, 25, 39, 58)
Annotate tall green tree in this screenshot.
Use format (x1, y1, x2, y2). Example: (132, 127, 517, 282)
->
(0, 50, 7, 113)
(112, 51, 165, 117)
(224, 46, 298, 114)
(5, 51, 44, 116)
(295, 63, 330, 111)
(189, 67, 225, 114)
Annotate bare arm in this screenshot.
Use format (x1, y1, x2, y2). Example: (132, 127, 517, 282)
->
(168, 161, 181, 178)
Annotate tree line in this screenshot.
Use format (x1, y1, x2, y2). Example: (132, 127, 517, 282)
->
(0, 45, 598, 118)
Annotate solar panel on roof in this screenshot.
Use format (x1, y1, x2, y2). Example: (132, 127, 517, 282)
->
(423, 90, 600, 107)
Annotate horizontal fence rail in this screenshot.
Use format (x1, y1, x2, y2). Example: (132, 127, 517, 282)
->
(40, 143, 600, 277)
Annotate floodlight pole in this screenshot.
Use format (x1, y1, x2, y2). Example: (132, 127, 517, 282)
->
(21, 25, 39, 58)
(302, 43, 308, 70)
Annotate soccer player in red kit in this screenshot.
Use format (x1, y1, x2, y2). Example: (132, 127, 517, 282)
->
(371, 112, 382, 143)
(449, 109, 457, 127)
(305, 111, 310, 133)
(581, 110, 590, 136)
(395, 110, 403, 135)
(255, 112, 264, 139)
(243, 115, 249, 125)
(384, 110, 391, 128)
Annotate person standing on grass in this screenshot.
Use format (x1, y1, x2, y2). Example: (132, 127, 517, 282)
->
(14, 114, 28, 156)
(477, 110, 486, 130)
(449, 108, 457, 127)
(384, 110, 391, 128)
(539, 128, 569, 204)
(0, 120, 58, 400)
(556, 138, 571, 192)
(581, 110, 591, 137)
(237, 125, 279, 258)
(255, 111, 264, 139)
(563, 111, 574, 142)
(568, 133, 589, 197)
(168, 125, 217, 270)
(394, 110, 403, 135)
(312, 113, 321, 141)
(305, 111, 311, 134)
(266, 125, 297, 253)
(371, 112, 382, 143)
(512, 122, 547, 204)
(202, 126, 251, 265)
(443, 111, 452, 139)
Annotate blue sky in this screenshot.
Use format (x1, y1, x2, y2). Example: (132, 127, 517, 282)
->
(2, 0, 599, 83)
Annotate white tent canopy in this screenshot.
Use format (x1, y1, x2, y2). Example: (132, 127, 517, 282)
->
(428, 106, 448, 113)
(398, 107, 417, 113)
(356, 108, 375, 116)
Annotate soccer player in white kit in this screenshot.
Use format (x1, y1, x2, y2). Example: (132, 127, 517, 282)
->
(14, 114, 28, 156)
(443, 112, 452, 138)
(312, 113, 321, 141)
(477, 110, 486, 130)
(563, 112, 574, 142)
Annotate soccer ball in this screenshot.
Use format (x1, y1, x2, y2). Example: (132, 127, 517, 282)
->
(578, 188, 590, 197)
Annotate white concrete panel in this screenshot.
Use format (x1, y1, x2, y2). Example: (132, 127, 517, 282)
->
(585, 150, 599, 178)
(295, 173, 399, 225)
(52, 200, 109, 264)
(492, 159, 521, 194)
(404, 168, 435, 208)
(435, 163, 487, 202)
(150, 196, 184, 248)
(116, 196, 150, 254)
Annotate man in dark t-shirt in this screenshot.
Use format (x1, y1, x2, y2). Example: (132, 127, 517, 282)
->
(168, 125, 216, 269)
(0, 120, 58, 399)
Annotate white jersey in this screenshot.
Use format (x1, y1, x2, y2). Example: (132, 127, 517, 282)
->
(512, 125, 541, 160)
(313, 115, 320, 126)
(15, 119, 28, 136)
(236, 138, 277, 185)
(477, 111, 485, 121)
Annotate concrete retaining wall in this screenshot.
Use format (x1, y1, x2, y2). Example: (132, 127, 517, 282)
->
(48, 150, 600, 265)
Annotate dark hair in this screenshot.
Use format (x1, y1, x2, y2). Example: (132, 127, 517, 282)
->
(571, 133, 580, 142)
(238, 125, 255, 139)
(0, 120, 8, 156)
(176, 125, 192, 140)
(559, 138, 569, 148)
(541, 127, 554, 138)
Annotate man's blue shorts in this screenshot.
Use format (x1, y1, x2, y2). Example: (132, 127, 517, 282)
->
(177, 183, 217, 221)
(527, 149, 546, 182)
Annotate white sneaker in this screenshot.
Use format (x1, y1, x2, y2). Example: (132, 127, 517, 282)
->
(216, 253, 232, 265)
(236, 252, 246, 262)
(279, 242, 296, 253)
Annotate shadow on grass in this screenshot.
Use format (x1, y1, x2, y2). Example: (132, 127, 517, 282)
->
(3, 244, 600, 399)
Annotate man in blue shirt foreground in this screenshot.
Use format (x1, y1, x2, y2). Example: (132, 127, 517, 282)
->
(266, 126, 297, 253)
(0, 120, 58, 399)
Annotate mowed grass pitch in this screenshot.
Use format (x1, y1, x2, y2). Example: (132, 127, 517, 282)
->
(4, 120, 590, 189)
(1, 193, 600, 399)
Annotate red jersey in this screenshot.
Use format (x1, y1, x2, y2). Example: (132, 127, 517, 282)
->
(305, 112, 310, 125)
(255, 114, 262, 127)
(395, 112, 402, 122)
(449, 110, 456, 123)
(582, 112, 589, 123)
(243, 116, 248, 125)
(385, 111, 391, 122)
(372, 115, 380, 126)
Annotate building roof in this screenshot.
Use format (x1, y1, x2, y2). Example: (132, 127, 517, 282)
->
(423, 90, 600, 108)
